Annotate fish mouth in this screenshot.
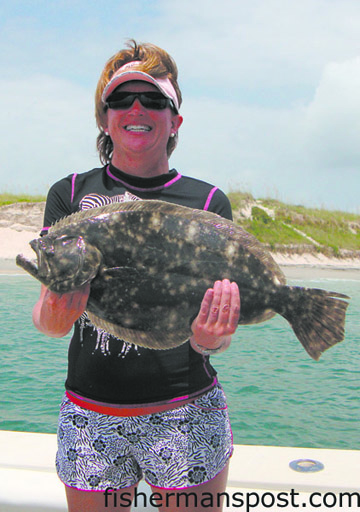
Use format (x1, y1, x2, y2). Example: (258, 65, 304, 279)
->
(16, 252, 39, 278)
(16, 239, 49, 280)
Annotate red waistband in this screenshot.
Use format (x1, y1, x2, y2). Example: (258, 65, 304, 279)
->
(65, 382, 216, 417)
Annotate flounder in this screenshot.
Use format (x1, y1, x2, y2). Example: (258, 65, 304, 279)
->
(16, 200, 349, 359)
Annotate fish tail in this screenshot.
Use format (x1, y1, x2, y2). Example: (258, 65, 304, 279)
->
(276, 287, 350, 360)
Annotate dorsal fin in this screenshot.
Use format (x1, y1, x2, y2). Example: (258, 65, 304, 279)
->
(49, 200, 148, 232)
(49, 200, 216, 232)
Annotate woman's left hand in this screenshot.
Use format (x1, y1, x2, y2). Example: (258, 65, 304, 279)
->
(190, 279, 240, 354)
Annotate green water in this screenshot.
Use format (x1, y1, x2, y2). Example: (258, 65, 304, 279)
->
(0, 273, 359, 449)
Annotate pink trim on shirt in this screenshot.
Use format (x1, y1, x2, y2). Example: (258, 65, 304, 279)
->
(203, 186, 218, 210)
(71, 173, 78, 203)
(163, 173, 182, 188)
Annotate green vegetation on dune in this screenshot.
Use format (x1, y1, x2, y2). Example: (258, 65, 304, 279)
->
(241, 216, 306, 249)
(0, 193, 46, 207)
(228, 192, 360, 257)
(272, 203, 360, 252)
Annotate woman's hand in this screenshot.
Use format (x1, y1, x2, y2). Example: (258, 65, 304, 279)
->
(32, 283, 91, 338)
(190, 279, 240, 354)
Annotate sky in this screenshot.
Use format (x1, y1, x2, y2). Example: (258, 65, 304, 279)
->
(1, 0, 360, 212)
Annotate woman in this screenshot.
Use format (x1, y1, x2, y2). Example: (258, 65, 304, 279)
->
(33, 40, 240, 512)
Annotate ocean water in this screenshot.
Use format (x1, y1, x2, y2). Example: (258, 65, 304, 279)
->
(0, 271, 359, 450)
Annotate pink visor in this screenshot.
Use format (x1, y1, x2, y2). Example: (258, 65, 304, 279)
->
(102, 61, 180, 113)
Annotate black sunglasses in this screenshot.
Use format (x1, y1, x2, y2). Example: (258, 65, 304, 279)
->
(106, 91, 175, 111)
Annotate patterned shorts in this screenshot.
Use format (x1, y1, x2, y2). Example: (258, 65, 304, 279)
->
(56, 385, 233, 491)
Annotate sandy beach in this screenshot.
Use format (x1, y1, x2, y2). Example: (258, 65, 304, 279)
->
(1, 201, 360, 280)
(0, 201, 45, 264)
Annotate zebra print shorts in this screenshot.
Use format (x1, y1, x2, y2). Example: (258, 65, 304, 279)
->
(56, 385, 233, 491)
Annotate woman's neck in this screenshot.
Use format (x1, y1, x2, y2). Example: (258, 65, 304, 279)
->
(111, 152, 170, 178)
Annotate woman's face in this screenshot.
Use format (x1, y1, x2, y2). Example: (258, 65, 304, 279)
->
(104, 81, 183, 173)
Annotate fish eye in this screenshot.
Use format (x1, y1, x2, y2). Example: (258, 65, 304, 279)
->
(56, 236, 76, 247)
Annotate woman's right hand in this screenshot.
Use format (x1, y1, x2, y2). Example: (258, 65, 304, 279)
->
(32, 283, 90, 337)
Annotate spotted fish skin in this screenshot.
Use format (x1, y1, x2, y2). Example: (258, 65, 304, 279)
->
(16, 200, 349, 359)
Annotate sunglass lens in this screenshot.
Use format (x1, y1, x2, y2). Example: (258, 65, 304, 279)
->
(140, 93, 169, 109)
(107, 93, 134, 109)
(107, 92, 170, 110)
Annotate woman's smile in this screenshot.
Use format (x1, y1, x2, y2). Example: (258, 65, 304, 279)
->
(124, 124, 152, 132)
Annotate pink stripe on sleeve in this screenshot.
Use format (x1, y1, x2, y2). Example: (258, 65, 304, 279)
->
(40, 227, 50, 235)
(203, 186, 218, 211)
(71, 173, 78, 203)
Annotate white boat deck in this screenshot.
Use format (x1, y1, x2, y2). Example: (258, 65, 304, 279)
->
(0, 430, 359, 511)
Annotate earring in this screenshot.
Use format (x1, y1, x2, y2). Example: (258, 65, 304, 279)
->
(104, 130, 109, 136)
(170, 133, 176, 138)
